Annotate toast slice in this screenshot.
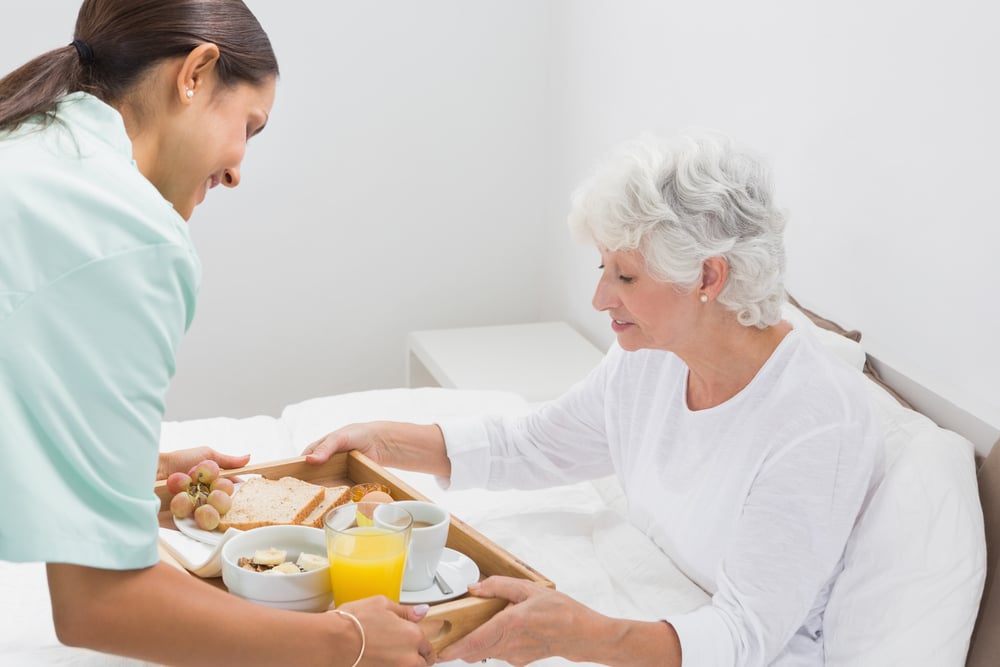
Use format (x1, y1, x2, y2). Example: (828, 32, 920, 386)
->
(218, 476, 327, 531)
(298, 485, 352, 528)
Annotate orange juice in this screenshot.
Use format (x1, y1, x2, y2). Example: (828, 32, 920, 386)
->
(327, 526, 408, 605)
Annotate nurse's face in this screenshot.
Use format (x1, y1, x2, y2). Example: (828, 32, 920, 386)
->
(157, 77, 275, 220)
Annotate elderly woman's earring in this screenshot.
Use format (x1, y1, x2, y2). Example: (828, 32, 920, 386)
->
(185, 88, 194, 99)
(699, 294, 709, 303)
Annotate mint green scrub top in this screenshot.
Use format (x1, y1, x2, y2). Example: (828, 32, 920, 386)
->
(0, 93, 201, 569)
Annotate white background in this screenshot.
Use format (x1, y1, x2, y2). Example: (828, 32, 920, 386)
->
(3, 1, 997, 449)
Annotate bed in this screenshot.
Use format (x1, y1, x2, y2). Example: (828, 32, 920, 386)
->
(0, 303, 995, 666)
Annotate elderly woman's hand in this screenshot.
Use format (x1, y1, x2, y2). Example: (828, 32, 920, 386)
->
(301, 422, 394, 466)
(438, 576, 593, 665)
(156, 447, 251, 480)
(440, 576, 681, 667)
(301, 421, 452, 478)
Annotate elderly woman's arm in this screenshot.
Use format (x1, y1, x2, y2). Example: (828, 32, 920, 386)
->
(439, 577, 682, 666)
(304, 421, 452, 478)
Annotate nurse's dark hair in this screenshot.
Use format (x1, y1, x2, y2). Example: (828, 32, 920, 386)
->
(0, 0, 278, 132)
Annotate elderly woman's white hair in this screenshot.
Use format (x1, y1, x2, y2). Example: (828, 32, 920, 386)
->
(568, 132, 787, 329)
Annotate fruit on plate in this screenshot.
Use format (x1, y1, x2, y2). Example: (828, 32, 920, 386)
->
(194, 503, 221, 531)
(168, 459, 236, 528)
(356, 490, 394, 527)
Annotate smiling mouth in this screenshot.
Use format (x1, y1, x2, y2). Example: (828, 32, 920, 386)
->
(208, 174, 221, 189)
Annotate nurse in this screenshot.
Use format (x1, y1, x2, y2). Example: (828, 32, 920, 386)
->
(0, 2, 432, 666)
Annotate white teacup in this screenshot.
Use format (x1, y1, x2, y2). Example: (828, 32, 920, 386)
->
(375, 500, 449, 591)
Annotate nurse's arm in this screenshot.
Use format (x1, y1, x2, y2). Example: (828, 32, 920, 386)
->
(47, 562, 352, 666)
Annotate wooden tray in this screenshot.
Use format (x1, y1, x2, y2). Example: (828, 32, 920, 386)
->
(154, 451, 553, 651)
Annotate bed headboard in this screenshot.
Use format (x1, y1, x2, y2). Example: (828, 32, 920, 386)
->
(789, 294, 993, 664)
(967, 441, 1000, 666)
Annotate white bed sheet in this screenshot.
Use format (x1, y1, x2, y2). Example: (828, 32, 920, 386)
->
(2, 369, 983, 665)
(0, 387, 709, 667)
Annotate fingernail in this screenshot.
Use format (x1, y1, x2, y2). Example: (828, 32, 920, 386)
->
(413, 603, 430, 618)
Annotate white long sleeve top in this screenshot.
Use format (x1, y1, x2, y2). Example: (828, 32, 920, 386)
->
(438, 325, 882, 666)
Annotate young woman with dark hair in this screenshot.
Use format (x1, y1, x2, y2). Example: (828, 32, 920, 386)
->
(0, 2, 433, 665)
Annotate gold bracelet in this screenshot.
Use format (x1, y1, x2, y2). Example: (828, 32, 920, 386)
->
(332, 609, 366, 667)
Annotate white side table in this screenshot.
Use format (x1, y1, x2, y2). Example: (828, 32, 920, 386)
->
(406, 321, 606, 403)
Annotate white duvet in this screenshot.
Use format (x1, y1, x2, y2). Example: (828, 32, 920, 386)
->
(0, 387, 710, 667)
(0, 329, 986, 666)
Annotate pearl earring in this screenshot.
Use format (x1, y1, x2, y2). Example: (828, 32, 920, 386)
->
(699, 294, 709, 303)
(185, 89, 194, 99)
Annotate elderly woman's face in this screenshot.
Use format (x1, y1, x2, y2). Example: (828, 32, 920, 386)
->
(591, 248, 697, 352)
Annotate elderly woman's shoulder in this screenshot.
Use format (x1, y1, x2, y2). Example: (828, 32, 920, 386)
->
(774, 328, 875, 417)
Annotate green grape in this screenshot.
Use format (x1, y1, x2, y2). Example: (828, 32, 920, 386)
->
(210, 477, 235, 495)
(194, 503, 221, 531)
(170, 492, 196, 519)
(207, 489, 232, 515)
(190, 460, 220, 485)
(166, 472, 192, 495)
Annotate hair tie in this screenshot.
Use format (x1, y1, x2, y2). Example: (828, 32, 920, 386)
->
(71, 38, 95, 64)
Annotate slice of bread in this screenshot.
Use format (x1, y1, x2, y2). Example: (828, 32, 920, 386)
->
(299, 485, 352, 528)
(218, 476, 327, 531)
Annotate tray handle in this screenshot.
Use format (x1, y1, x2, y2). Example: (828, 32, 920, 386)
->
(419, 597, 507, 653)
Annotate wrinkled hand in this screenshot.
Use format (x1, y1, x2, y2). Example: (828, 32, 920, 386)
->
(302, 422, 392, 466)
(334, 596, 435, 666)
(156, 447, 251, 480)
(439, 576, 597, 665)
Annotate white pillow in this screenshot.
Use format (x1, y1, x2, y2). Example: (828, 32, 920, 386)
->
(823, 380, 986, 665)
(782, 302, 867, 370)
(280, 386, 531, 453)
(160, 414, 294, 462)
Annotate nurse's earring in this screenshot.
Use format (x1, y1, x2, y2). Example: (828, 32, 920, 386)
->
(185, 88, 194, 99)
(699, 293, 709, 303)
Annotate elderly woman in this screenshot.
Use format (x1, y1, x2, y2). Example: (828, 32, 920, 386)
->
(305, 132, 882, 666)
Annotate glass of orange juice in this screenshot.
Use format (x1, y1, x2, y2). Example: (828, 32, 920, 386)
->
(324, 501, 412, 605)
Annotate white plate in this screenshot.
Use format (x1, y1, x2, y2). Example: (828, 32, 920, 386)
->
(174, 514, 227, 545)
(159, 526, 243, 578)
(400, 548, 480, 605)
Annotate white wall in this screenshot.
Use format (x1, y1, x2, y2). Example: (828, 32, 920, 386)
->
(4, 2, 997, 452)
(539, 0, 1000, 453)
(1, 1, 551, 420)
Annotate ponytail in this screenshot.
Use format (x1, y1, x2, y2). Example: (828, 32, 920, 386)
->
(0, 45, 87, 132)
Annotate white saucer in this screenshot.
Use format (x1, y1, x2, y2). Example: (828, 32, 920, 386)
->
(400, 548, 480, 605)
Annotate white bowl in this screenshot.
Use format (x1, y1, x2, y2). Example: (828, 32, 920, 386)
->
(221, 525, 332, 612)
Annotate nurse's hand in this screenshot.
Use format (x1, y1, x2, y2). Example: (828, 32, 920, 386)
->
(156, 447, 251, 480)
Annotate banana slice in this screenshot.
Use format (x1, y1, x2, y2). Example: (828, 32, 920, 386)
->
(296, 552, 329, 572)
(252, 548, 287, 567)
(265, 561, 303, 574)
